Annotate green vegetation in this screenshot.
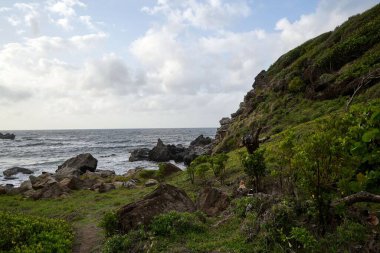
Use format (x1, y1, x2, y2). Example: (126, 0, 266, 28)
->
(1, 4, 380, 252)
(0, 211, 73, 253)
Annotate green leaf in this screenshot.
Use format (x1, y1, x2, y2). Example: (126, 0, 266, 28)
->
(362, 128, 380, 142)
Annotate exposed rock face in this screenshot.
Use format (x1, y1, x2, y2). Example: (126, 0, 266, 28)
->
(3, 167, 33, 177)
(55, 153, 97, 179)
(214, 118, 231, 144)
(129, 148, 150, 162)
(0, 133, 15, 140)
(148, 139, 173, 162)
(117, 184, 195, 233)
(196, 187, 230, 216)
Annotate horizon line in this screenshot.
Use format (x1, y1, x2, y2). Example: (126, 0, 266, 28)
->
(0, 126, 218, 131)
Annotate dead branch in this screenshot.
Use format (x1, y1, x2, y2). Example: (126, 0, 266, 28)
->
(332, 191, 380, 207)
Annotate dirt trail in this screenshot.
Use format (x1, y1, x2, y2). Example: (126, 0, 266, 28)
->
(72, 223, 104, 253)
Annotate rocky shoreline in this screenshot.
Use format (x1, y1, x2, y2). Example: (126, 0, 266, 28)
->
(0, 134, 214, 200)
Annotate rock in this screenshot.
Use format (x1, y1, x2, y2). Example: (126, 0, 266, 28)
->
(30, 173, 57, 190)
(0, 133, 15, 140)
(148, 139, 172, 162)
(123, 167, 144, 178)
(23, 181, 69, 200)
(145, 179, 159, 187)
(129, 148, 150, 162)
(59, 177, 84, 190)
(95, 169, 115, 178)
(0, 186, 6, 195)
(117, 184, 196, 233)
(158, 163, 182, 177)
(3, 167, 33, 177)
(56, 153, 97, 179)
(196, 187, 230, 216)
(98, 183, 116, 193)
(190, 135, 212, 146)
(18, 180, 33, 193)
(123, 179, 138, 189)
(219, 117, 231, 126)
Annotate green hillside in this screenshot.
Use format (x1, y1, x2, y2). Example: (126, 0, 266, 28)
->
(214, 3, 380, 153)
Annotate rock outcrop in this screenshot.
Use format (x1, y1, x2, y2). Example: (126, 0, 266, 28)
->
(129, 135, 213, 165)
(117, 184, 195, 233)
(0, 133, 15, 140)
(158, 163, 182, 177)
(129, 148, 150, 162)
(55, 153, 98, 179)
(3, 167, 33, 177)
(196, 187, 230, 216)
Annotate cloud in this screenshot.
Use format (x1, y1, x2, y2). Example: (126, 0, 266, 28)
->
(47, 0, 86, 30)
(0, 85, 31, 102)
(14, 3, 40, 35)
(142, 0, 251, 30)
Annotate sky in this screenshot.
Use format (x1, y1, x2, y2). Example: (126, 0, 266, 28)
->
(0, 0, 379, 130)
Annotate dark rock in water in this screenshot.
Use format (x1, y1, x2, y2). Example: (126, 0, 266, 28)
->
(129, 148, 150, 162)
(0, 133, 15, 140)
(158, 163, 182, 177)
(190, 135, 212, 146)
(196, 187, 230, 216)
(117, 184, 195, 233)
(95, 169, 115, 178)
(148, 139, 172, 162)
(56, 153, 97, 179)
(3, 167, 33, 177)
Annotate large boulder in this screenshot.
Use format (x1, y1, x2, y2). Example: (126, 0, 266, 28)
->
(30, 173, 57, 190)
(129, 148, 150, 162)
(59, 177, 84, 190)
(3, 167, 33, 177)
(55, 153, 97, 179)
(196, 187, 230, 216)
(117, 184, 195, 233)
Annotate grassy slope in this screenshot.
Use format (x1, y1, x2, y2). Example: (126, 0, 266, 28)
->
(214, 3, 380, 152)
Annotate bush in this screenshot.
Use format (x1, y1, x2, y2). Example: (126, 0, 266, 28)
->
(150, 211, 206, 236)
(0, 211, 73, 253)
(290, 227, 317, 251)
(102, 229, 147, 253)
(100, 211, 119, 237)
(138, 169, 157, 179)
(288, 76, 305, 92)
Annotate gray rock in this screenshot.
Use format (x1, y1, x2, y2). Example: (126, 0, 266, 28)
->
(117, 184, 196, 233)
(190, 135, 212, 146)
(56, 153, 97, 178)
(3, 167, 33, 177)
(98, 183, 116, 193)
(95, 169, 115, 178)
(123, 167, 144, 178)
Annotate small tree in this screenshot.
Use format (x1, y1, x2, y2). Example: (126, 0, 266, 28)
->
(187, 155, 210, 184)
(242, 149, 266, 192)
(210, 153, 229, 185)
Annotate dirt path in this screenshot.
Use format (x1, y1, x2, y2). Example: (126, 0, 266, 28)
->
(72, 223, 104, 253)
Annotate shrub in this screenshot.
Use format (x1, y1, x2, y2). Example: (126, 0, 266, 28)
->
(290, 227, 317, 251)
(138, 169, 157, 179)
(100, 211, 119, 237)
(0, 211, 73, 253)
(150, 211, 206, 236)
(288, 76, 305, 92)
(242, 149, 266, 192)
(102, 229, 147, 253)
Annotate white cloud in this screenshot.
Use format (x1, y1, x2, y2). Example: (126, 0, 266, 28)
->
(14, 3, 40, 35)
(47, 0, 87, 30)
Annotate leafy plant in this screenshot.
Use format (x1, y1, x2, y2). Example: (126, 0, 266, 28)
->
(100, 211, 119, 237)
(242, 149, 266, 192)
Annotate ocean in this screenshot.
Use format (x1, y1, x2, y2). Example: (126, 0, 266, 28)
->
(0, 128, 216, 186)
